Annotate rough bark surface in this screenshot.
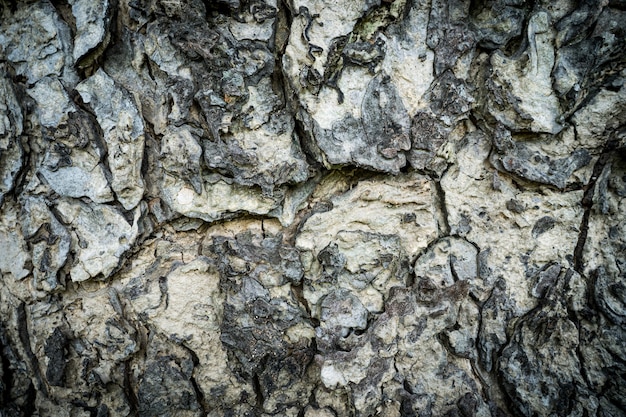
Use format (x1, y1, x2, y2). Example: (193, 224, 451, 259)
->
(0, 0, 625, 416)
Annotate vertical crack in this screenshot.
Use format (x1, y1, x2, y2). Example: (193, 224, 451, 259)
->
(433, 178, 451, 236)
(16, 303, 48, 398)
(252, 372, 265, 411)
(0, 325, 16, 407)
(50, 0, 76, 36)
(124, 359, 139, 415)
(291, 280, 311, 316)
(573, 141, 616, 273)
(182, 346, 210, 415)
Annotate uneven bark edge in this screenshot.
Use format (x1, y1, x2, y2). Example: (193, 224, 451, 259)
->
(0, 0, 625, 416)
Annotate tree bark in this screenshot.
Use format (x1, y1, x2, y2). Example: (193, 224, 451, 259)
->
(0, 0, 625, 416)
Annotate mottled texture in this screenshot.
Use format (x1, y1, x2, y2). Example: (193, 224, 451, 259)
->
(0, 0, 625, 416)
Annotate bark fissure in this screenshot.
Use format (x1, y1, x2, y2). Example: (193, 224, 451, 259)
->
(0, 0, 624, 415)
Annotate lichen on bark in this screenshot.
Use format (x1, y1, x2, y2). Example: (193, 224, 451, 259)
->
(0, 0, 625, 416)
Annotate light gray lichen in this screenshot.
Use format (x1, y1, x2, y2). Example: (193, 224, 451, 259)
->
(0, 0, 624, 415)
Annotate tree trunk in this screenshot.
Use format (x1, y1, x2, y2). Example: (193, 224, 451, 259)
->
(0, 0, 624, 415)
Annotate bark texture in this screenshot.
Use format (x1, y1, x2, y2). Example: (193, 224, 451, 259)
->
(0, 0, 625, 416)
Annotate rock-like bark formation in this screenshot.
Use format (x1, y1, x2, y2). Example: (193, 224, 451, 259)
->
(0, 0, 624, 416)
